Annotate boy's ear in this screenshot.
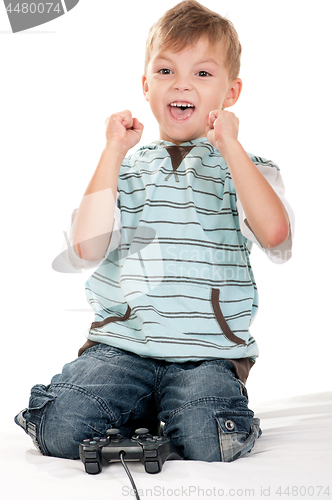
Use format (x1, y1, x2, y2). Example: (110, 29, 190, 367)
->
(142, 75, 149, 102)
(222, 78, 242, 109)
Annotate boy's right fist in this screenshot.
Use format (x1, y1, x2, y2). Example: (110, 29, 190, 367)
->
(105, 110, 144, 153)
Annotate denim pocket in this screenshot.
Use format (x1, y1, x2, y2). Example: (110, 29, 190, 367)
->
(28, 384, 56, 410)
(213, 406, 257, 462)
(15, 384, 56, 455)
(14, 384, 55, 432)
(214, 407, 254, 435)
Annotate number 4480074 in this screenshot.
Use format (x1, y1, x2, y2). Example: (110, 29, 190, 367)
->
(276, 486, 331, 497)
(5, 3, 62, 14)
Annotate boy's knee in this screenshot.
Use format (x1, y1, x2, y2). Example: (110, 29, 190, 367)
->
(162, 397, 260, 462)
(15, 383, 118, 459)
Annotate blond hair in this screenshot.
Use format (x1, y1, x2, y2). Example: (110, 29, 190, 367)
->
(145, 0, 242, 81)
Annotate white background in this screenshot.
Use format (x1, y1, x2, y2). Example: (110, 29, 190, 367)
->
(1, 0, 331, 425)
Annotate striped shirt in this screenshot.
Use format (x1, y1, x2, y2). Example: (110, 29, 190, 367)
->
(77, 137, 292, 364)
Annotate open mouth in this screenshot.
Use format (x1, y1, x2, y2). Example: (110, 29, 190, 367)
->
(169, 102, 195, 121)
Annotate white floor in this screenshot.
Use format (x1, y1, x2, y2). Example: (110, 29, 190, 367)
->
(2, 392, 331, 500)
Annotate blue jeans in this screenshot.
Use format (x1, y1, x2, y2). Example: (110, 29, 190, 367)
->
(15, 344, 261, 462)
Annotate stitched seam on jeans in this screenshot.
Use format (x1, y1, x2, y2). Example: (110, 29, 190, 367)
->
(120, 391, 155, 420)
(39, 413, 52, 456)
(49, 383, 116, 418)
(213, 409, 254, 418)
(164, 396, 233, 422)
(217, 426, 225, 461)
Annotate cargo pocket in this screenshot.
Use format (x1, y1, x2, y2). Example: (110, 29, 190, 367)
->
(14, 384, 56, 455)
(213, 407, 261, 462)
(211, 288, 246, 345)
(28, 384, 56, 411)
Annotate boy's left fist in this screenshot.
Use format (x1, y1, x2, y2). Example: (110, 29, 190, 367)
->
(205, 109, 239, 154)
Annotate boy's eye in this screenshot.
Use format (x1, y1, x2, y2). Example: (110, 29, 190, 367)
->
(158, 68, 172, 75)
(197, 71, 211, 77)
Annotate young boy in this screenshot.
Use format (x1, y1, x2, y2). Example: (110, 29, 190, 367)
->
(15, 0, 293, 463)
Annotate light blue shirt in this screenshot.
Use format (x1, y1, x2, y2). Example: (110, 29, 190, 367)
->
(64, 138, 293, 363)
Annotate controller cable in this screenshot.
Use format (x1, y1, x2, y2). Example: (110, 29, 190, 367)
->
(119, 452, 141, 500)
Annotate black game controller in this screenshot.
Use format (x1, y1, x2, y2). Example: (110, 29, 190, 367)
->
(79, 427, 182, 475)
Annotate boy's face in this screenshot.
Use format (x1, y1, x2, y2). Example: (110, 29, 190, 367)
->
(142, 37, 241, 145)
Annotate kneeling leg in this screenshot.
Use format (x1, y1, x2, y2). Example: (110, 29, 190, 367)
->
(157, 360, 261, 462)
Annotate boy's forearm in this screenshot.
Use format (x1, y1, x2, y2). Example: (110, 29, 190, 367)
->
(218, 139, 290, 249)
(83, 142, 126, 197)
(72, 142, 126, 261)
(72, 110, 144, 261)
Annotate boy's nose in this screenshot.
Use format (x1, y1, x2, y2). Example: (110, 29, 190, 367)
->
(173, 79, 192, 92)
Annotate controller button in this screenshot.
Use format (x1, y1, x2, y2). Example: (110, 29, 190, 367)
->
(144, 449, 158, 458)
(106, 429, 120, 436)
(89, 441, 97, 445)
(85, 451, 98, 459)
(85, 462, 101, 474)
(145, 461, 160, 474)
(134, 428, 150, 435)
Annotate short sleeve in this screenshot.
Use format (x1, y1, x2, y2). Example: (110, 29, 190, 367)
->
(236, 159, 294, 264)
(52, 193, 122, 273)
